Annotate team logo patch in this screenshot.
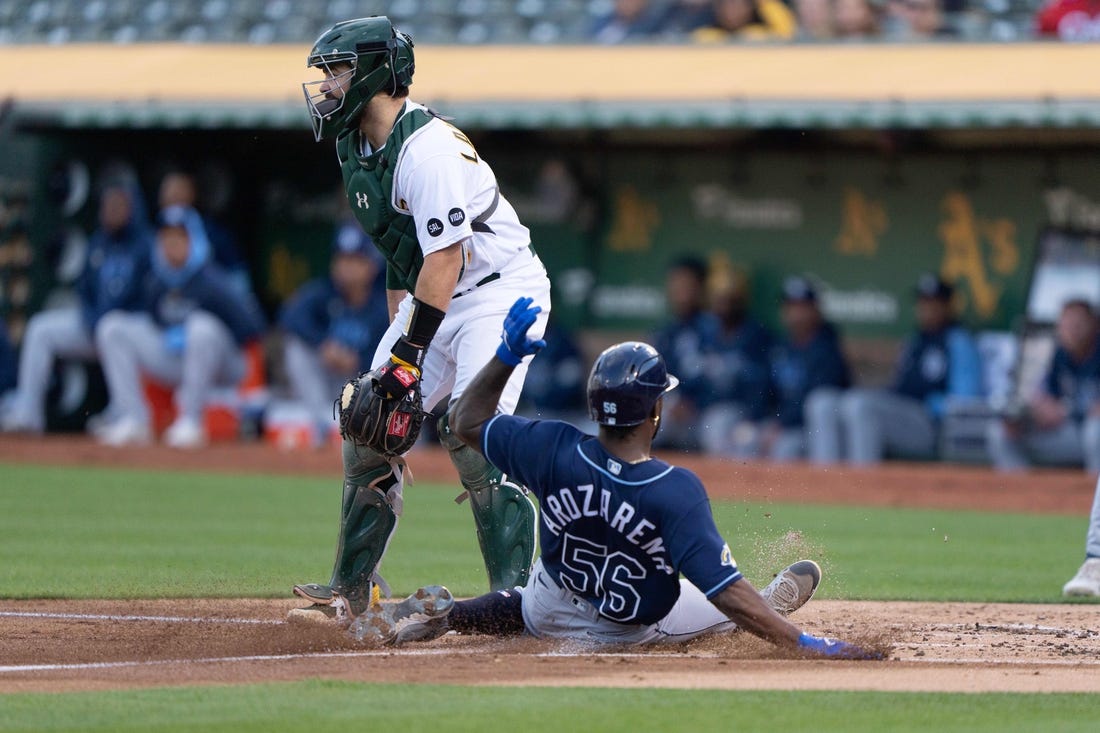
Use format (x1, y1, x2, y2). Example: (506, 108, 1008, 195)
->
(720, 544, 736, 568)
(448, 207, 466, 226)
(427, 218, 444, 237)
(388, 412, 412, 438)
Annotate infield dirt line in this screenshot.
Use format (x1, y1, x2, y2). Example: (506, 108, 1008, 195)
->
(0, 648, 458, 674)
(0, 611, 281, 625)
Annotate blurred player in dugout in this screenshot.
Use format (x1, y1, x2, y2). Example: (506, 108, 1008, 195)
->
(93, 205, 265, 448)
(1, 179, 152, 435)
(278, 221, 389, 445)
(987, 298, 1100, 473)
(806, 273, 983, 465)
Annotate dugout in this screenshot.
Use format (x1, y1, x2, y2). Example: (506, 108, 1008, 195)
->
(3, 42, 1100, 442)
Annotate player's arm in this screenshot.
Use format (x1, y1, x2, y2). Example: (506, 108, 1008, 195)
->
(451, 297, 546, 450)
(386, 289, 406, 322)
(712, 580, 881, 659)
(710, 579, 801, 646)
(373, 243, 463, 398)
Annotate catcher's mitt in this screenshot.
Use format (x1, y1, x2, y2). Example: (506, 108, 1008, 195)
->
(337, 367, 425, 456)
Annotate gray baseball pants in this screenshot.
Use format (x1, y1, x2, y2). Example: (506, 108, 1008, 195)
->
(95, 310, 245, 427)
(7, 307, 97, 432)
(282, 335, 354, 429)
(986, 417, 1100, 473)
(805, 387, 937, 465)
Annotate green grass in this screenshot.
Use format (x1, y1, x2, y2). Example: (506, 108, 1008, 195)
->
(0, 461, 1090, 602)
(0, 682, 1096, 733)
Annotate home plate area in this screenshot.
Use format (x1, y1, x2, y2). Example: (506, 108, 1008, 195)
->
(1, 598, 1098, 695)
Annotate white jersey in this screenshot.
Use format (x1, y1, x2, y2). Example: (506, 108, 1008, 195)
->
(368, 101, 533, 296)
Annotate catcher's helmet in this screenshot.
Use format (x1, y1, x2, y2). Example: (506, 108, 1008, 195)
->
(303, 16, 415, 142)
(587, 342, 679, 427)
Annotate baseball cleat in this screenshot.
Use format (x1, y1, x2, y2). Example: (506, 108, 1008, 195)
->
(1063, 558, 1100, 597)
(293, 583, 335, 605)
(287, 595, 351, 627)
(348, 585, 455, 645)
(760, 560, 821, 617)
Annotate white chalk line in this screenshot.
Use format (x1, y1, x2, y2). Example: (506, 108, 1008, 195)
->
(3, 648, 1098, 675)
(0, 648, 455, 674)
(0, 611, 281, 625)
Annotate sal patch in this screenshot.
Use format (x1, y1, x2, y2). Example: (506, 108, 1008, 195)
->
(427, 218, 444, 237)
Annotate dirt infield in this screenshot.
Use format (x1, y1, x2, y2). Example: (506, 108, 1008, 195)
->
(1, 598, 1098, 695)
(1, 435, 1098, 696)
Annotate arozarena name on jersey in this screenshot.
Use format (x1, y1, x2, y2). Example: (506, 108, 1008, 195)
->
(541, 484, 673, 575)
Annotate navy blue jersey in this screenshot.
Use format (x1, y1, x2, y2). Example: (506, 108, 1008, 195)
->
(482, 415, 742, 625)
(1044, 339, 1100, 421)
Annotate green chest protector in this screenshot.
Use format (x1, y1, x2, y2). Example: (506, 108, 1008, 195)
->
(336, 105, 437, 293)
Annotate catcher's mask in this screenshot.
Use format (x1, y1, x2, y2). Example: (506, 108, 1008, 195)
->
(303, 16, 415, 142)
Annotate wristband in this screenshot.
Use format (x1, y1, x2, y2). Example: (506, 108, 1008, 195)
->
(404, 298, 446, 347)
(391, 297, 447, 369)
(495, 341, 523, 367)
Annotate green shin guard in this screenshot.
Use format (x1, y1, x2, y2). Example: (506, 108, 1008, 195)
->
(327, 440, 403, 615)
(439, 413, 537, 591)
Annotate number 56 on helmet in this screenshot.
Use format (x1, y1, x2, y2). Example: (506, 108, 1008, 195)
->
(587, 342, 679, 427)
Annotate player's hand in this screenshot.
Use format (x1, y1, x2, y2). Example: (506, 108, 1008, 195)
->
(797, 632, 884, 660)
(496, 297, 546, 367)
(374, 358, 420, 399)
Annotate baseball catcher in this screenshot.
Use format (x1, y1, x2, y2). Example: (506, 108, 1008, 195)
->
(292, 15, 550, 621)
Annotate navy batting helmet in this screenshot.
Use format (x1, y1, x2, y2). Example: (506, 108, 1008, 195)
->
(587, 342, 679, 427)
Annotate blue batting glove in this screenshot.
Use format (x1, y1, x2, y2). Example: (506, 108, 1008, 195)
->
(797, 632, 884, 660)
(496, 296, 546, 367)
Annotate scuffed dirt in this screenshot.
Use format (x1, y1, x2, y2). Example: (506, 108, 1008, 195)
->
(2, 598, 1098, 695)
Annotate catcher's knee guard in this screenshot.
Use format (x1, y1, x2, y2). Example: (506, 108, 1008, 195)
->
(439, 411, 537, 591)
(298, 440, 403, 615)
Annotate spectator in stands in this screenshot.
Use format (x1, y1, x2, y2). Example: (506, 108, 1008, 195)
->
(795, 0, 836, 38)
(987, 299, 1100, 473)
(883, 0, 953, 38)
(691, 0, 798, 41)
(158, 170, 249, 292)
(651, 256, 719, 451)
(698, 269, 774, 457)
(590, 0, 665, 43)
(1062, 474, 1100, 597)
(93, 205, 265, 448)
(835, 0, 883, 38)
(652, 0, 716, 36)
(279, 221, 388, 444)
(1, 181, 152, 435)
(1036, 0, 1100, 41)
(806, 274, 983, 465)
(763, 276, 851, 461)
